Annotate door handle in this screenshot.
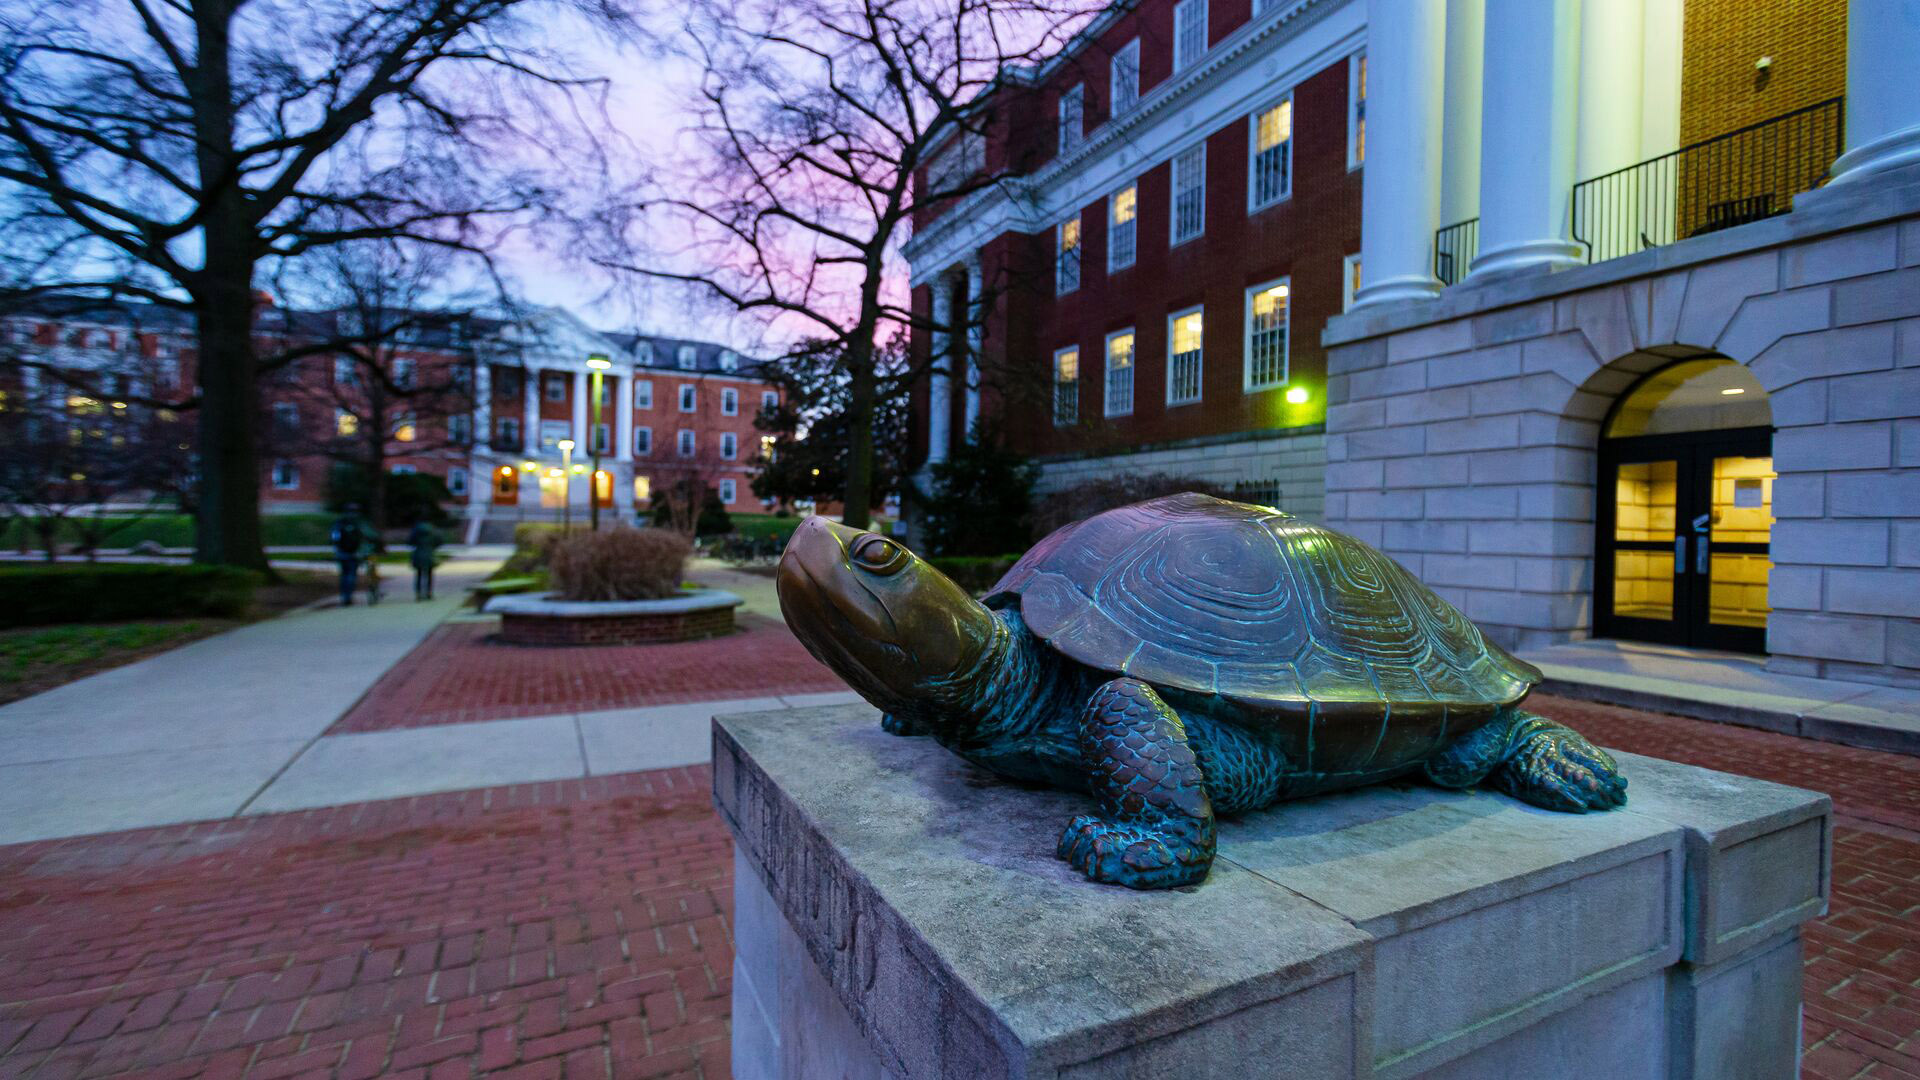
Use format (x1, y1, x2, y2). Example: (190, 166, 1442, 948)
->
(1692, 514, 1711, 576)
(1674, 536, 1687, 574)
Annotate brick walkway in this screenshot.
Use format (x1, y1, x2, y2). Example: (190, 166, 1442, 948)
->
(330, 616, 842, 734)
(0, 696, 1912, 1078)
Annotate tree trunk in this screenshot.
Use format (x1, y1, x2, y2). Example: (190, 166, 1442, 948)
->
(841, 264, 884, 530)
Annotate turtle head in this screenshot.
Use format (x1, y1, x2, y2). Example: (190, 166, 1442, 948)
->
(777, 516, 998, 721)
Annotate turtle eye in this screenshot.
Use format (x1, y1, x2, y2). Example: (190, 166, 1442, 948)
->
(850, 534, 908, 575)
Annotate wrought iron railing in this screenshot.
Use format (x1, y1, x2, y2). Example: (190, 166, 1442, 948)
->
(1572, 97, 1843, 265)
(1434, 217, 1479, 286)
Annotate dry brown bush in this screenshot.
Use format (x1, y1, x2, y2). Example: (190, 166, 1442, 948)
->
(549, 527, 692, 601)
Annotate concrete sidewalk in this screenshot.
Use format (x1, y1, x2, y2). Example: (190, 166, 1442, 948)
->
(1521, 639, 1919, 755)
(0, 553, 502, 844)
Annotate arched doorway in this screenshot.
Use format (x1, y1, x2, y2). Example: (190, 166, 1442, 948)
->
(1594, 357, 1774, 654)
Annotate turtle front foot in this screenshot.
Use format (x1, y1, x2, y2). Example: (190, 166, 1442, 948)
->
(1061, 678, 1217, 889)
(1058, 814, 1212, 889)
(1492, 717, 1628, 812)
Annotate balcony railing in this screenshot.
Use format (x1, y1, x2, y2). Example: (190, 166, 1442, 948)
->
(1572, 97, 1843, 265)
(1434, 217, 1479, 286)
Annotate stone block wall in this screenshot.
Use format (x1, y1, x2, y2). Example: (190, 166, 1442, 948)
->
(1036, 428, 1328, 521)
(1324, 212, 1920, 688)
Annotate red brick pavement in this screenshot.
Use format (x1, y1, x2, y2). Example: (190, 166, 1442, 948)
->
(0, 695, 1913, 1078)
(331, 615, 843, 734)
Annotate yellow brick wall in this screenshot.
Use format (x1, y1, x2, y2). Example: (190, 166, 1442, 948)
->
(1680, 0, 1846, 146)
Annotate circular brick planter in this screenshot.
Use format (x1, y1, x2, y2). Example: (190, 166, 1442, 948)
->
(484, 590, 743, 646)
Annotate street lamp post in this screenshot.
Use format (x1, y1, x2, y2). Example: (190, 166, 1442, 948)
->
(558, 439, 575, 530)
(587, 353, 610, 530)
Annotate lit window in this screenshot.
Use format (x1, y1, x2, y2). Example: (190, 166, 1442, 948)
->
(678, 429, 695, 456)
(1250, 96, 1293, 209)
(1111, 39, 1141, 114)
(1104, 330, 1135, 417)
(636, 380, 653, 409)
(1058, 85, 1084, 153)
(1343, 255, 1362, 312)
(721, 388, 738, 415)
(759, 434, 776, 460)
(721, 432, 738, 459)
(1053, 347, 1079, 426)
(635, 426, 652, 455)
(633, 475, 651, 503)
(1108, 184, 1137, 272)
(719, 478, 737, 504)
(1348, 52, 1366, 169)
(1173, 0, 1207, 71)
(394, 412, 416, 442)
(271, 459, 299, 490)
(1245, 278, 1291, 390)
(1171, 143, 1205, 244)
(336, 410, 358, 436)
(1056, 216, 1081, 295)
(1167, 308, 1203, 405)
(679, 385, 696, 411)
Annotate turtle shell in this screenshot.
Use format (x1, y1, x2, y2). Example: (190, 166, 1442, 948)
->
(984, 493, 1540, 719)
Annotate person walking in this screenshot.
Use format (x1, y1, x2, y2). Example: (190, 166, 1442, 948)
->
(407, 519, 443, 601)
(329, 504, 368, 606)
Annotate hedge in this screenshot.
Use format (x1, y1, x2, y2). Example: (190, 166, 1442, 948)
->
(0, 564, 260, 628)
(927, 555, 1021, 596)
(0, 513, 336, 551)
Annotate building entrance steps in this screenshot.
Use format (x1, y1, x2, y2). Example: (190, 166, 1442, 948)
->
(1519, 640, 1919, 756)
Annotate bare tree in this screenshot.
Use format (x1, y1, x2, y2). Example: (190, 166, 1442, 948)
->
(600, 0, 1093, 528)
(0, 0, 629, 567)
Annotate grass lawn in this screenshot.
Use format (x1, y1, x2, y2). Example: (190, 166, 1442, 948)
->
(1, 513, 337, 551)
(271, 551, 413, 565)
(0, 569, 338, 706)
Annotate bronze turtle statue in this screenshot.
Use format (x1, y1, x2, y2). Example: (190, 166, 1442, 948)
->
(777, 493, 1625, 890)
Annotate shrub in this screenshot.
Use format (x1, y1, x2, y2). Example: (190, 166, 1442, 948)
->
(499, 524, 565, 576)
(1030, 473, 1230, 538)
(918, 426, 1038, 557)
(927, 555, 1021, 596)
(549, 527, 691, 602)
(0, 564, 259, 629)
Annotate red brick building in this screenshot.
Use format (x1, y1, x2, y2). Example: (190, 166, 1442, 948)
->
(903, 0, 1364, 520)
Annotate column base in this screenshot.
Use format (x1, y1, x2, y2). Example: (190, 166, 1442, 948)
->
(1353, 274, 1444, 308)
(1825, 123, 1920, 187)
(1469, 237, 1586, 280)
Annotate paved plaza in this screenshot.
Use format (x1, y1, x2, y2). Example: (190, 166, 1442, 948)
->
(0, 554, 1914, 1078)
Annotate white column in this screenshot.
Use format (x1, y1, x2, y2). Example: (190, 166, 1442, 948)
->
(1469, 0, 1584, 279)
(927, 278, 952, 465)
(522, 367, 539, 455)
(963, 260, 984, 440)
(615, 371, 634, 462)
(1352, 0, 1447, 308)
(1576, 0, 1644, 183)
(1440, 0, 1485, 226)
(468, 362, 492, 514)
(1828, 0, 1920, 185)
(571, 369, 588, 448)
(472, 362, 492, 450)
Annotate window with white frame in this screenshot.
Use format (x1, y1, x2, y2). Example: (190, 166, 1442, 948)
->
(447, 466, 469, 497)
(1343, 254, 1362, 311)
(1111, 39, 1140, 114)
(1053, 346, 1079, 426)
(761, 390, 779, 412)
(677, 429, 695, 457)
(271, 459, 299, 490)
(334, 357, 357, 387)
(1058, 85, 1084, 153)
(1250, 95, 1293, 209)
(449, 413, 473, 443)
(1056, 216, 1082, 294)
(1167, 308, 1204, 405)
(677, 345, 697, 369)
(1173, 0, 1208, 71)
(679, 384, 696, 411)
(718, 478, 737, 504)
(592, 422, 610, 454)
(272, 402, 300, 437)
(721, 432, 738, 459)
(721, 387, 738, 415)
(498, 417, 521, 445)
(633, 475, 651, 503)
(1245, 278, 1291, 389)
(719, 350, 738, 371)
(634, 426, 652, 455)
(1104, 330, 1135, 416)
(636, 379, 653, 408)
(636, 342, 655, 365)
(545, 374, 567, 401)
(1348, 51, 1367, 169)
(392, 357, 415, 389)
(1108, 184, 1137, 272)
(1171, 143, 1205, 244)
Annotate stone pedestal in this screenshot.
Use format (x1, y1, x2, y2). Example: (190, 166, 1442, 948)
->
(714, 705, 1830, 1079)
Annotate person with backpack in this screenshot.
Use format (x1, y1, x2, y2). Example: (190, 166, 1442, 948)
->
(330, 504, 369, 606)
(407, 519, 443, 601)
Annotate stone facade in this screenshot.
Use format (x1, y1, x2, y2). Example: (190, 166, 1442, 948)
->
(1322, 168, 1920, 689)
(1035, 427, 1328, 520)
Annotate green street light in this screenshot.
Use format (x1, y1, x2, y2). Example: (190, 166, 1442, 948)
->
(586, 355, 610, 529)
(558, 438, 576, 530)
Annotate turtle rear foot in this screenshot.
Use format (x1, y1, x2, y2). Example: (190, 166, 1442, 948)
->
(1059, 678, 1216, 889)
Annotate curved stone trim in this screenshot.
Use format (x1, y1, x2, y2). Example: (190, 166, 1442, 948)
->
(486, 590, 743, 646)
